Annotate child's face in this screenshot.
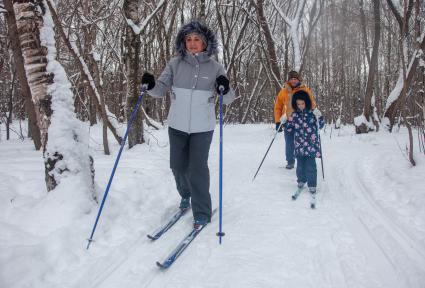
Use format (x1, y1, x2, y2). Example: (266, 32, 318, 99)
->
(296, 99, 306, 110)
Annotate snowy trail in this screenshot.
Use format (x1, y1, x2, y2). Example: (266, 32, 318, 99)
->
(1, 124, 424, 288)
(85, 125, 424, 288)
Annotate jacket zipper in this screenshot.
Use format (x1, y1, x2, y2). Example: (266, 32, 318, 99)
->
(189, 56, 200, 133)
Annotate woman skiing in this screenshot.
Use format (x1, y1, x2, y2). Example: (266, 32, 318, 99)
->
(141, 20, 235, 228)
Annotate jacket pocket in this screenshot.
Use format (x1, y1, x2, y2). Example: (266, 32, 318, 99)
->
(190, 90, 215, 132)
(168, 87, 191, 131)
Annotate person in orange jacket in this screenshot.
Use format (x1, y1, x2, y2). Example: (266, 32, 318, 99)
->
(274, 70, 316, 169)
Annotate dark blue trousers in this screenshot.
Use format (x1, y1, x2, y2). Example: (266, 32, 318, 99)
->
(296, 156, 317, 188)
(168, 127, 214, 222)
(284, 128, 295, 165)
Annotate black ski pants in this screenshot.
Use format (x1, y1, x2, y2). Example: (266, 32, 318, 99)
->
(296, 156, 317, 188)
(168, 127, 214, 222)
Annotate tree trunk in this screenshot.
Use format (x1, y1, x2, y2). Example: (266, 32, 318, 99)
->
(14, 0, 56, 189)
(359, 0, 370, 66)
(6, 72, 15, 140)
(406, 120, 416, 166)
(299, 0, 322, 74)
(14, 1, 52, 151)
(82, 0, 98, 126)
(4, 0, 42, 150)
(253, 0, 282, 95)
(124, 0, 144, 148)
(81, 0, 110, 155)
(199, 0, 206, 22)
(384, 35, 425, 131)
(383, 0, 416, 131)
(356, 0, 380, 134)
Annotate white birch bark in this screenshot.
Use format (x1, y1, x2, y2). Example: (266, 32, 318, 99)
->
(14, 0, 95, 194)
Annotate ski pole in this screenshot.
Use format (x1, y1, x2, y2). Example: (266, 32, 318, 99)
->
(86, 85, 148, 249)
(252, 122, 284, 181)
(314, 96, 325, 179)
(216, 86, 225, 244)
(317, 124, 324, 179)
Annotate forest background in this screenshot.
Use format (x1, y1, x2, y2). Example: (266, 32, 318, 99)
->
(0, 0, 424, 190)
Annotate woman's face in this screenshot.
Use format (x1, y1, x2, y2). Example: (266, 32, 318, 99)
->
(185, 33, 206, 54)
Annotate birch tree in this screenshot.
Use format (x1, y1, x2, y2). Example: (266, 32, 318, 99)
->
(13, 0, 95, 193)
(4, 0, 41, 149)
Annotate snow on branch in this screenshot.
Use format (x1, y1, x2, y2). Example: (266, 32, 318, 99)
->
(419, 31, 425, 46)
(387, 0, 403, 16)
(271, 0, 307, 71)
(385, 71, 404, 111)
(126, 0, 166, 35)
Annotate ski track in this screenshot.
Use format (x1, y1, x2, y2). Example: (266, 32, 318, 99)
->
(354, 160, 425, 262)
(351, 161, 425, 287)
(326, 135, 425, 288)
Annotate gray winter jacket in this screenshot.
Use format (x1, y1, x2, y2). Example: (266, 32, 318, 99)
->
(148, 52, 235, 133)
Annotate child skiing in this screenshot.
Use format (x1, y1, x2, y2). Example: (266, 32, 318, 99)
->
(284, 90, 324, 208)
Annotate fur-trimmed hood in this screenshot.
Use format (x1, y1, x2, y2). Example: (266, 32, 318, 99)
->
(291, 90, 313, 111)
(175, 21, 218, 57)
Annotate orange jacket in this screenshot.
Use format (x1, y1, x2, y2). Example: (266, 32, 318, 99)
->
(274, 83, 316, 123)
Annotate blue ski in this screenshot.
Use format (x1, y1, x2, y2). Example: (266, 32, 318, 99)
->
(156, 209, 217, 269)
(147, 208, 190, 241)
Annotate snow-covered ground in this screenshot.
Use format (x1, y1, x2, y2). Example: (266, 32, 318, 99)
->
(1, 122, 424, 288)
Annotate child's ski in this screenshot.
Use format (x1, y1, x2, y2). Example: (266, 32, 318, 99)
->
(291, 187, 304, 200)
(156, 209, 217, 269)
(147, 208, 190, 241)
(310, 193, 316, 209)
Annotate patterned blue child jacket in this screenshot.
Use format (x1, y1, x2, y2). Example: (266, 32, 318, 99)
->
(285, 109, 325, 158)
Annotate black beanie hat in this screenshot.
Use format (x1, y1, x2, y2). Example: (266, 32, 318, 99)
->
(288, 70, 301, 81)
(291, 90, 312, 111)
